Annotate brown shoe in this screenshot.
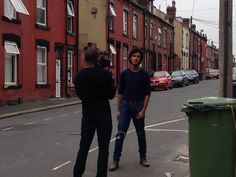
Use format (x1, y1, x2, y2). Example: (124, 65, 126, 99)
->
(140, 159, 150, 167)
(109, 161, 119, 171)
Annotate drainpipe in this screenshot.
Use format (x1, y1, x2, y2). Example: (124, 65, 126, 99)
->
(107, 0, 110, 52)
(65, 0, 69, 97)
(76, 0, 79, 73)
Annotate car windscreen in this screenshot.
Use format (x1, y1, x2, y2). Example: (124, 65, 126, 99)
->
(171, 71, 182, 77)
(154, 72, 165, 78)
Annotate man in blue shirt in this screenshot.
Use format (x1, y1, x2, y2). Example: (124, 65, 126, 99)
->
(109, 47, 151, 171)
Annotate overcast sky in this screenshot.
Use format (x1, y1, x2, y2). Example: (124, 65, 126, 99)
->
(153, 0, 235, 55)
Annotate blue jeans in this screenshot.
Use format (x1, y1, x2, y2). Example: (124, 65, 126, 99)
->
(113, 100, 147, 161)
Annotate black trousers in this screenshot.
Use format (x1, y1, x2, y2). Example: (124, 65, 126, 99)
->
(73, 115, 112, 177)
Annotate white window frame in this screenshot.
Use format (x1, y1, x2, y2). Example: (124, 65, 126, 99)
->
(67, 15, 73, 33)
(123, 10, 128, 35)
(4, 0, 17, 20)
(37, 0, 46, 26)
(150, 21, 154, 39)
(67, 1, 75, 17)
(5, 41, 20, 54)
(133, 14, 138, 38)
(163, 29, 167, 48)
(109, 4, 116, 16)
(109, 3, 115, 30)
(67, 1, 74, 33)
(67, 51, 73, 85)
(109, 44, 116, 55)
(144, 19, 147, 39)
(158, 27, 162, 46)
(123, 46, 128, 70)
(37, 46, 47, 85)
(4, 41, 19, 85)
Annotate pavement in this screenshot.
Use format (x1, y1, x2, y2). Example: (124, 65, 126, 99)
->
(0, 96, 81, 119)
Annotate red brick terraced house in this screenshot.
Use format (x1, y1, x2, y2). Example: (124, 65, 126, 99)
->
(0, 0, 79, 105)
(107, 0, 174, 84)
(206, 41, 219, 70)
(189, 24, 207, 80)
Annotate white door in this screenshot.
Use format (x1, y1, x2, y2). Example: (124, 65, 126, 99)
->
(56, 59, 61, 98)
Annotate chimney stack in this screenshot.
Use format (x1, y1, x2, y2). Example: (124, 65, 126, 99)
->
(166, 1, 176, 23)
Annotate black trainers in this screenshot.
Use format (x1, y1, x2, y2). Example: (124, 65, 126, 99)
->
(140, 159, 150, 167)
(109, 161, 119, 171)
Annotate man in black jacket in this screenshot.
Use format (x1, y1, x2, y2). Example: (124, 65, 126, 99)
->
(73, 48, 116, 177)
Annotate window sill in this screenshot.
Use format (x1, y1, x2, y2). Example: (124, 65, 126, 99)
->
(67, 32, 76, 36)
(35, 24, 51, 31)
(36, 84, 51, 88)
(3, 84, 22, 89)
(122, 33, 128, 38)
(2, 16, 21, 24)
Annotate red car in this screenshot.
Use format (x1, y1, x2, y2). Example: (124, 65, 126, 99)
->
(150, 71, 172, 90)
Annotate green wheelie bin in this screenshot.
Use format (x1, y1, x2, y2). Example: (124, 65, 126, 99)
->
(181, 97, 236, 177)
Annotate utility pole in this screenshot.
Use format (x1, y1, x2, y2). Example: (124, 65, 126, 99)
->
(219, 0, 233, 97)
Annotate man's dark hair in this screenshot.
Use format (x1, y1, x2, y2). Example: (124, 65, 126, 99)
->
(128, 47, 143, 62)
(85, 48, 99, 64)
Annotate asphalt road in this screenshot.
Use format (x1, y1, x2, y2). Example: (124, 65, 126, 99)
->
(0, 79, 219, 177)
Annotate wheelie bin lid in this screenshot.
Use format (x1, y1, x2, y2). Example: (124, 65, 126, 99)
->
(181, 97, 236, 112)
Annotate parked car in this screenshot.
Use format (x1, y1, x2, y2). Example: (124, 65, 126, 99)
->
(206, 69, 219, 79)
(232, 67, 236, 97)
(185, 70, 199, 84)
(150, 71, 172, 90)
(171, 70, 189, 87)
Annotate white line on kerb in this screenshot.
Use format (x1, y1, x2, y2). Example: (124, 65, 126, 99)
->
(52, 161, 71, 171)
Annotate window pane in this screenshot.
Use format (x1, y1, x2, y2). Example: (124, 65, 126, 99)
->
(37, 65, 46, 83)
(37, 47, 47, 84)
(37, 48, 46, 63)
(37, 8, 46, 24)
(67, 16, 73, 32)
(37, 0, 45, 7)
(5, 53, 17, 84)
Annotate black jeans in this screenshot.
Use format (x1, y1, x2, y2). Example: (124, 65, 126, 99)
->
(73, 115, 112, 177)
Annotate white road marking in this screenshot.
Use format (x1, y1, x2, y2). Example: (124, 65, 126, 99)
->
(44, 117, 53, 121)
(145, 128, 188, 133)
(2, 127, 13, 131)
(60, 114, 67, 117)
(145, 118, 186, 129)
(52, 161, 71, 171)
(24, 122, 35, 126)
(89, 118, 186, 152)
